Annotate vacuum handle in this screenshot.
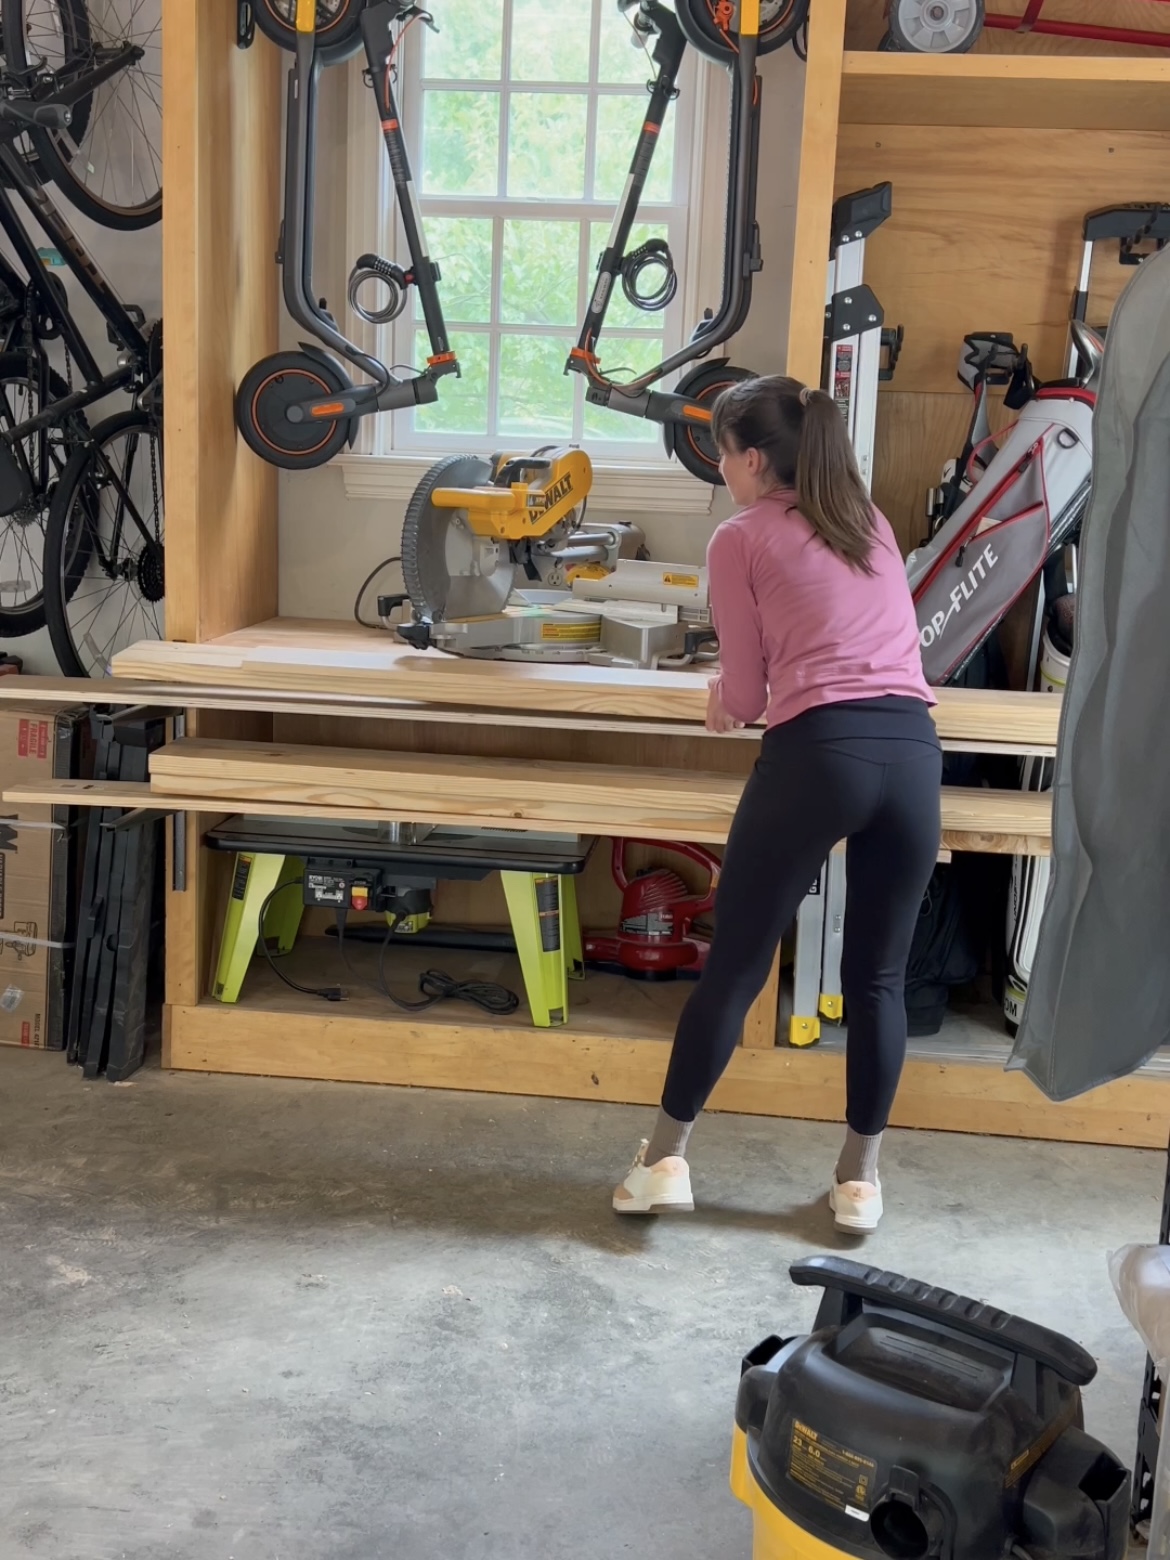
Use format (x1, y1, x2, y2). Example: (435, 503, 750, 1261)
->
(791, 1256, 1096, 1387)
(611, 838, 721, 911)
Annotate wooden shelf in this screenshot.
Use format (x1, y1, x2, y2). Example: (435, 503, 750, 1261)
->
(840, 50, 1170, 130)
(161, 941, 1167, 1148)
(111, 619, 1063, 749)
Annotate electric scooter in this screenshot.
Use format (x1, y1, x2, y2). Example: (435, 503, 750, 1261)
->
(565, 0, 808, 485)
(235, 0, 459, 471)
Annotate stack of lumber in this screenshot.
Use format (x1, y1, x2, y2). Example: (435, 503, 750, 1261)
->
(107, 619, 1061, 753)
(1, 737, 1053, 855)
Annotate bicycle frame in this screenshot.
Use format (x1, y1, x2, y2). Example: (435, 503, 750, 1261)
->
(277, 0, 458, 429)
(565, 0, 762, 436)
(985, 0, 1170, 49)
(0, 140, 152, 441)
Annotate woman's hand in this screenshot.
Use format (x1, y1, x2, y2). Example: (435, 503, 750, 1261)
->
(706, 680, 744, 734)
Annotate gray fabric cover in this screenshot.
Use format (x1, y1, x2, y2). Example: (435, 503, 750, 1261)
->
(1010, 244, 1170, 1099)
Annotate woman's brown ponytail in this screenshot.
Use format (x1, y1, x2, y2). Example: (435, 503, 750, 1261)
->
(710, 375, 877, 574)
(794, 387, 876, 574)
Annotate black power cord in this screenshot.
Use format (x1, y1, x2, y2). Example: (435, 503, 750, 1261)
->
(256, 887, 520, 1017)
(377, 921, 520, 1016)
(354, 553, 402, 629)
(258, 880, 346, 1002)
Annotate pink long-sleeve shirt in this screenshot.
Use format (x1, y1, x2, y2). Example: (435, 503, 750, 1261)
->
(708, 490, 934, 730)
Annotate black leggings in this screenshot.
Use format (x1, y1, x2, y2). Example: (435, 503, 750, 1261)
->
(662, 696, 942, 1135)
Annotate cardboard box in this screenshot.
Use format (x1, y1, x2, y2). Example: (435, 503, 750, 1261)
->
(0, 704, 88, 1048)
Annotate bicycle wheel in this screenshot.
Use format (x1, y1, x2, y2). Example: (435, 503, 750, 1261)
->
(0, 0, 90, 187)
(0, 350, 84, 637)
(253, 0, 367, 63)
(4, 0, 161, 230)
(44, 408, 163, 678)
(674, 0, 810, 61)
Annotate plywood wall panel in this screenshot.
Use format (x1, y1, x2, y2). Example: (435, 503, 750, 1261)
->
(837, 123, 1170, 391)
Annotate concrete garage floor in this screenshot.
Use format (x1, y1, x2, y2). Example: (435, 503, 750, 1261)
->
(0, 1048, 1162, 1560)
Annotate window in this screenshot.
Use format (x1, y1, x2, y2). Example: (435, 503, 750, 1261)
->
(353, 0, 705, 467)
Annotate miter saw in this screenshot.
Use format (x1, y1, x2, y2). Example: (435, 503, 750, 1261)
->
(385, 447, 718, 669)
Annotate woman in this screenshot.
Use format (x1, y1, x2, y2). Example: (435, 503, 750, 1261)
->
(613, 375, 941, 1232)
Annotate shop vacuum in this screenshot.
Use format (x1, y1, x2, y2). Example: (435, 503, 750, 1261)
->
(732, 1257, 1129, 1560)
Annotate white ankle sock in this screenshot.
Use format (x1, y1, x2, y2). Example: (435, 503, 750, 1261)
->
(644, 1108, 694, 1167)
(836, 1127, 882, 1185)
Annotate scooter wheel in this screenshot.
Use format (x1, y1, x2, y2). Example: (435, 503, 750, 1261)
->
(675, 0, 810, 60)
(235, 351, 354, 471)
(252, 0, 366, 64)
(665, 362, 756, 485)
(885, 0, 984, 52)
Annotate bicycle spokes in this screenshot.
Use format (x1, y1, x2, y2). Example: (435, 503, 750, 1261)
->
(53, 413, 162, 676)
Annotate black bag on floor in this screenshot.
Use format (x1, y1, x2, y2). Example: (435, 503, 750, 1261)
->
(903, 865, 981, 1036)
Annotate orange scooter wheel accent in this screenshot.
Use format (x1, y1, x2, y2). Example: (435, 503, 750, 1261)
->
(666, 362, 757, 485)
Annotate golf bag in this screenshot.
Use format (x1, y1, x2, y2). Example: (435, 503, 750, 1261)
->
(907, 332, 1096, 686)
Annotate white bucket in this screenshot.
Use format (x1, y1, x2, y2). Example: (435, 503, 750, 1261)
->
(1039, 626, 1071, 694)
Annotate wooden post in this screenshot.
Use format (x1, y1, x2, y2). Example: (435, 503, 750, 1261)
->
(784, 0, 848, 384)
(162, 1, 283, 1036)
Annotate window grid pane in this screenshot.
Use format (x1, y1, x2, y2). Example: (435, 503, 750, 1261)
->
(399, 0, 691, 453)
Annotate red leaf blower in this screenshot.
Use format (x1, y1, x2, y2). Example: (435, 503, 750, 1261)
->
(584, 839, 720, 978)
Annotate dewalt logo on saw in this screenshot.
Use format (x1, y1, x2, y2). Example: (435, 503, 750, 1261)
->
(525, 472, 573, 523)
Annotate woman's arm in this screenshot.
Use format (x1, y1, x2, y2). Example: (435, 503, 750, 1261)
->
(707, 524, 768, 726)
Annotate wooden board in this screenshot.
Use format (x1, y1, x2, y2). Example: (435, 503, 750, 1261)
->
(5, 777, 1053, 855)
(840, 52, 1170, 132)
(837, 122, 1170, 392)
(109, 620, 1063, 745)
(163, 995, 1165, 1148)
(0, 670, 1059, 756)
(4, 778, 735, 845)
(150, 737, 745, 819)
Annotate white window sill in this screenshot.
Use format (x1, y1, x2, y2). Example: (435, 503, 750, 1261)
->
(337, 452, 715, 516)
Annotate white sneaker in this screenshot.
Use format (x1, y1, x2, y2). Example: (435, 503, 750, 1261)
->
(829, 1177, 883, 1233)
(613, 1140, 694, 1214)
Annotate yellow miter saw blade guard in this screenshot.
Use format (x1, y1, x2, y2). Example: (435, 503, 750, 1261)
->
(399, 447, 593, 629)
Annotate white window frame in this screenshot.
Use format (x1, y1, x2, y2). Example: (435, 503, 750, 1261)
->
(337, 9, 731, 515)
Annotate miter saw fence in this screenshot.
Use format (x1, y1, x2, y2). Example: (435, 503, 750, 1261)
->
(385, 448, 719, 670)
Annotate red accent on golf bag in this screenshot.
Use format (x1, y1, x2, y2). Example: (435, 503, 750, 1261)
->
(908, 388, 1094, 686)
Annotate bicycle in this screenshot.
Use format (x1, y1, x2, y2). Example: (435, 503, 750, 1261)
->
(0, 83, 162, 673)
(2, 0, 162, 230)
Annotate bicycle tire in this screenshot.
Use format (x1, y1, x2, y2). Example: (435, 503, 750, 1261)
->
(0, 350, 86, 637)
(4, 0, 161, 230)
(44, 408, 163, 678)
(0, 0, 91, 188)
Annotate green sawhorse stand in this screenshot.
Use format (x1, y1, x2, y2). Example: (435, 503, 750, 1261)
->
(212, 853, 584, 1027)
(212, 853, 306, 1003)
